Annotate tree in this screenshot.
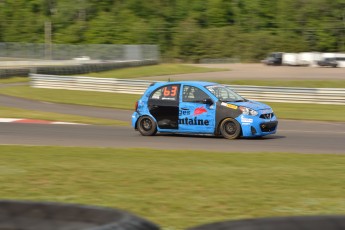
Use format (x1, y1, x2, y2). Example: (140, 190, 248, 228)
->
(0, 0, 344, 61)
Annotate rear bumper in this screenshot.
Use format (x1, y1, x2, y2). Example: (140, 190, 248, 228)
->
(131, 112, 139, 129)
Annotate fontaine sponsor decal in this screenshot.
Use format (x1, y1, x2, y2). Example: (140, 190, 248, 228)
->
(178, 106, 210, 126)
(179, 108, 191, 116)
(178, 117, 210, 126)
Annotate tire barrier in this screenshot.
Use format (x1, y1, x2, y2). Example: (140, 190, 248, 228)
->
(0, 68, 30, 78)
(188, 215, 345, 230)
(0, 200, 160, 230)
(0, 60, 158, 78)
(34, 60, 158, 76)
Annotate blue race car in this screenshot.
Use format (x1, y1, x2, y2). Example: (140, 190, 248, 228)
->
(132, 81, 278, 139)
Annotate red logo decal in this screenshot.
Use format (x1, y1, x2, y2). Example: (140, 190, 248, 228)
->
(193, 106, 207, 116)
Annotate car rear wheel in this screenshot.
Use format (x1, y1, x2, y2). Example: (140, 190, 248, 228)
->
(137, 116, 157, 136)
(219, 118, 241, 139)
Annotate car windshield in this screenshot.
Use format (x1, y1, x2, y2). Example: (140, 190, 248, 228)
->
(205, 85, 246, 102)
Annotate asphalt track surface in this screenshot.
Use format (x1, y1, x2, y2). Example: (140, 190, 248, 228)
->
(0, 120, 344, 154)
(1, 64, 344, 153)
(1, 94, 345, 154)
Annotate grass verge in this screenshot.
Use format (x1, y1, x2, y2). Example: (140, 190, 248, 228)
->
(0, 77, 29, 83)
(1, 86, 345, 122)
(0, 106, 128, 126)
(81, 63, 227, 79)
(0, 85, 141, 110)
(264, 102, 345, 122)
(1, 146, 345, 229)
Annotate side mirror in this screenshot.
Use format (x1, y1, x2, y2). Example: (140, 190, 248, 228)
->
(202, 98, 213, 105)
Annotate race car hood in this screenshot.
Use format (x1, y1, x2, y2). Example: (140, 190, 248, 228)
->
(229, 100, 272, 111)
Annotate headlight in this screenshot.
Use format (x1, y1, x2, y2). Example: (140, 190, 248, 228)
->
(239, 106, 258, 116)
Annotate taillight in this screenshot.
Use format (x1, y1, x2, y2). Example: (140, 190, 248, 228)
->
(135, 101, 138, 111)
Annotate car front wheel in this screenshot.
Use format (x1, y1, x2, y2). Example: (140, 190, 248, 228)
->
(219, 118, 241, 139)
(137, 116, 157, 136)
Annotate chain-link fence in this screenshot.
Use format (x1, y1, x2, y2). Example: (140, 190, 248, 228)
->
(0, 43, 159, 61)
(0, 43, 159, 78)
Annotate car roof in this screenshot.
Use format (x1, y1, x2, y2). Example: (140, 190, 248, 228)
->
(152, 81, 219, 87)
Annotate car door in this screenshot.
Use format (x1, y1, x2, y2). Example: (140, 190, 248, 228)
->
(148, 84, 180, 130)
(178, 85, 215, 133)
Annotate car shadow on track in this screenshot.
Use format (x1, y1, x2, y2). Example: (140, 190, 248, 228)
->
(154, 133, 286, 140)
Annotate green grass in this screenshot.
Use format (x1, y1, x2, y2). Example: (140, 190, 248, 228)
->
(1, 146, 345, 229)
(265, 102, 345, 122)
(0, 106, 128, 126)
(0, 85, 141, 110)
(0, 77, 29, 83)
(218, 80, 345, 88)
(2, 85, 345, 122)
(81, 63, 227, 79)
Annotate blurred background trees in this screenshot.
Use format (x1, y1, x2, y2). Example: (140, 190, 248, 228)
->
(0, 0, 344, 62)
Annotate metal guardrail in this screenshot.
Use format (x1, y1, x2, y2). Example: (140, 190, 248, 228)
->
(30, 74, 156, 94)
(229, 85, 345, 105)
(30, 74, 345, 105)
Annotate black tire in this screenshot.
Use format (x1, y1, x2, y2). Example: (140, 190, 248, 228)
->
(137, 116, 157, 136)
(0, 200, 160, 230)
(219, 118, 241, 139)
(188, 215, 345, 230)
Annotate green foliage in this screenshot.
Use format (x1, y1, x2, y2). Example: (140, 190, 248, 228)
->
(0, 0, 344, 61)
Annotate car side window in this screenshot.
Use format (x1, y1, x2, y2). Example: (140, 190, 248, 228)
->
(183, 85, 210, 103)
(150, 84, 179, 101)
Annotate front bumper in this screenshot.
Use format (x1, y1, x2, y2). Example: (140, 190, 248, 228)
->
(238, 115, 278, 137)
(260, 121, 278, 133)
